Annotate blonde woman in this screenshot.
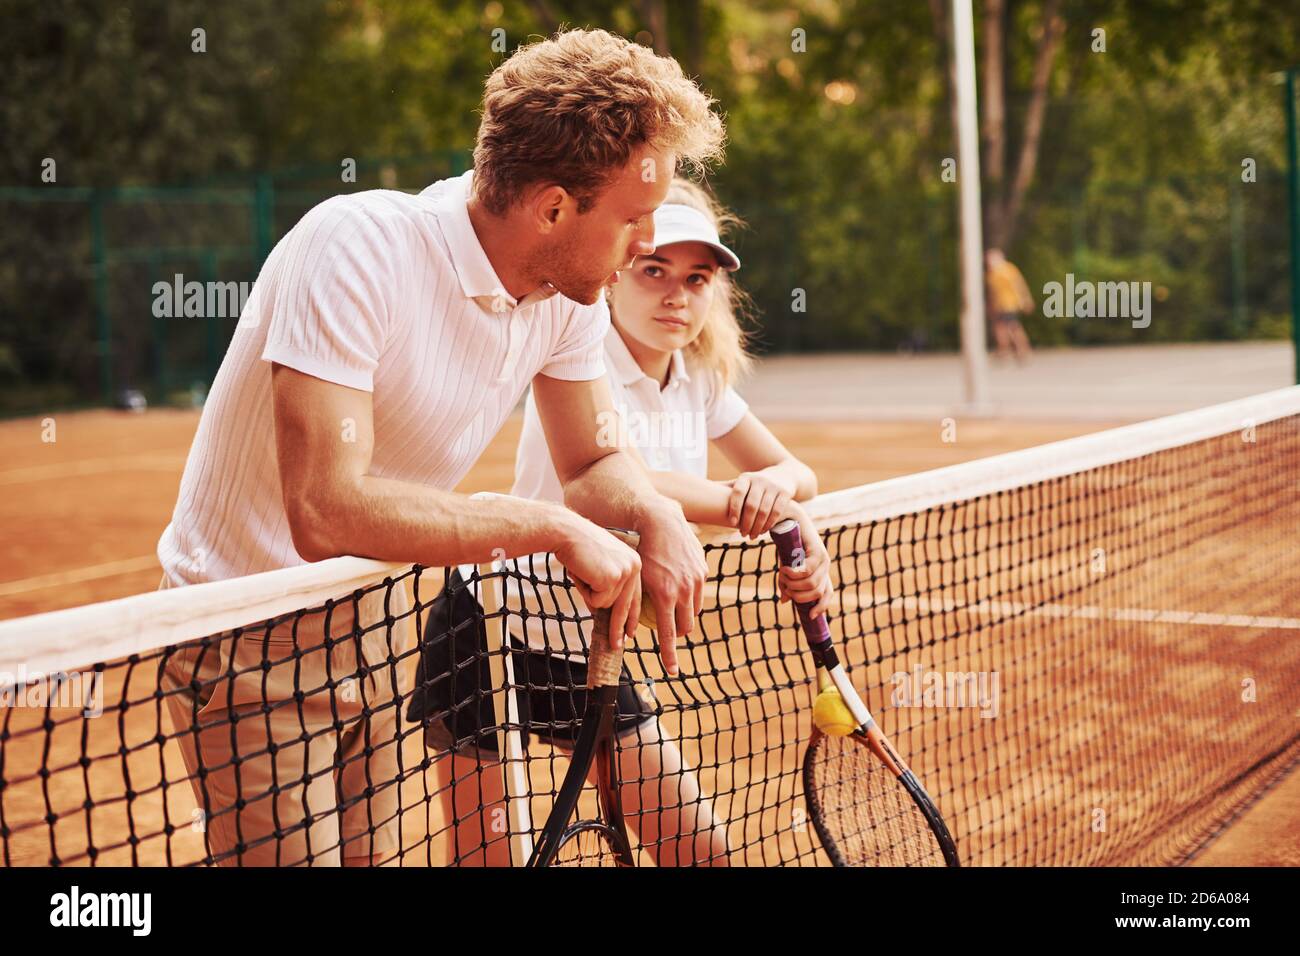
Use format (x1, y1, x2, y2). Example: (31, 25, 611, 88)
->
(416, 179, 832, 866)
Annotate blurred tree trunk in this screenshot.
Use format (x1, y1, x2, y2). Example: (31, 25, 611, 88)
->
(928, 0, 961, 162)
(527, 0, 559, 33)
(931, 0, 1064, 252)
(638, 0, 670, 55)
(1000, 0, 1064, 249)
(680, 0, 702, 78)
(982, 0, 1007, 248)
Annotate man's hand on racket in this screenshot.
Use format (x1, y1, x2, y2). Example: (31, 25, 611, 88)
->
(636, 500, 708, 677)
(774, 506, 833, 620)
(553, 516, 643, 648)
(727, 471, 797, 540)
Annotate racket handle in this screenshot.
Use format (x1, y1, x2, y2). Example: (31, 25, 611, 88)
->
(606, 528, 640, 551)
(587, 607, 623, 687)
(586, 528, 640, 689)
(770, 518, 832, 644)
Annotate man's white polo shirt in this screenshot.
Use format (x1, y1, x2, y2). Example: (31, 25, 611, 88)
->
(158, 170, 609, 584)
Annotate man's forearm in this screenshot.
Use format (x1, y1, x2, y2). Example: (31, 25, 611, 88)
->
(291, 474, 577, 567)
(561, 449, 683, 532)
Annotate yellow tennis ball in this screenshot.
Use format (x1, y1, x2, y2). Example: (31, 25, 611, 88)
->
(812, 687, 857, 737)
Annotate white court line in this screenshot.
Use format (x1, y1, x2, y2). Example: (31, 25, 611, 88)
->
(0, 455, 184, 486)
(840, 593, 1300, 631)
(702, 584, 1300, 632)
(0, 556, 163, 599)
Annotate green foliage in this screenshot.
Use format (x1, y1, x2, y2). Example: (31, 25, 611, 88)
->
(0, 0, 1297, 412)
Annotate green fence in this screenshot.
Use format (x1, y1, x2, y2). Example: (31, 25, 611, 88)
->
(0, 142, 1294, 416)
(0, 152, 469, 415)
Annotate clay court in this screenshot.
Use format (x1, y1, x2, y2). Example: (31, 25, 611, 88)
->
(1, 344, 1296, 866)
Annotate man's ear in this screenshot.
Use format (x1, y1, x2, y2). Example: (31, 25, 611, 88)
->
(527, 183, 570, 234)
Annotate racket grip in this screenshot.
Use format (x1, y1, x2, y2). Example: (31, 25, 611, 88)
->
(587, 607, 623, 687)
(606, 528, 640, 550)
(770, 518, 832, 644)
(584, 528, 641, 688)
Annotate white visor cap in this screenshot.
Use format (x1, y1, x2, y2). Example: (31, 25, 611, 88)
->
(649, 203, 741, 271)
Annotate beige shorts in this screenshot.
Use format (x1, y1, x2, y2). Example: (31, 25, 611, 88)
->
(159, 574, 412, 866)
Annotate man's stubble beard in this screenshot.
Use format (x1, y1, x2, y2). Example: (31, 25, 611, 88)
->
(525, 233, 607, 306)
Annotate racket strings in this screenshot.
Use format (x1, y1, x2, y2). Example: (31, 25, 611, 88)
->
(553, 826, 626, 867)
(809, 735, 948, 866)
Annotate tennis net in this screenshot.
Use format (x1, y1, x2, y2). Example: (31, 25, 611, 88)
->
(1, 387, 1298, 866)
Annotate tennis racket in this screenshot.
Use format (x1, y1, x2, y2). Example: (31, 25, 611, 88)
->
(771, 518, 960, 867)
(527, 529, 643, 867)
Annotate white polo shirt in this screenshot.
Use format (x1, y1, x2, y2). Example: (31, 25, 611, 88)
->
(513, 325, 749, 502)
(158, 170, 609, 585)
(506, 326, 749, 657)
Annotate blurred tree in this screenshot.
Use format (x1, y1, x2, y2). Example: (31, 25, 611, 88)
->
(1, 0, 1299, 413)
(0, 0, 335, 184)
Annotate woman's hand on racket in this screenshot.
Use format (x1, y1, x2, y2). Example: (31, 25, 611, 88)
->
(728, 471, 796, 540)
(775, 507, 833, 620)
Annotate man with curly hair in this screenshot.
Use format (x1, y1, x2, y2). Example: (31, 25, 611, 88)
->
(157, 28, 725, 866)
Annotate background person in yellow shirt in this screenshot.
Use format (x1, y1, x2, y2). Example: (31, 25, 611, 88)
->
(984, 248, 1034, 362)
